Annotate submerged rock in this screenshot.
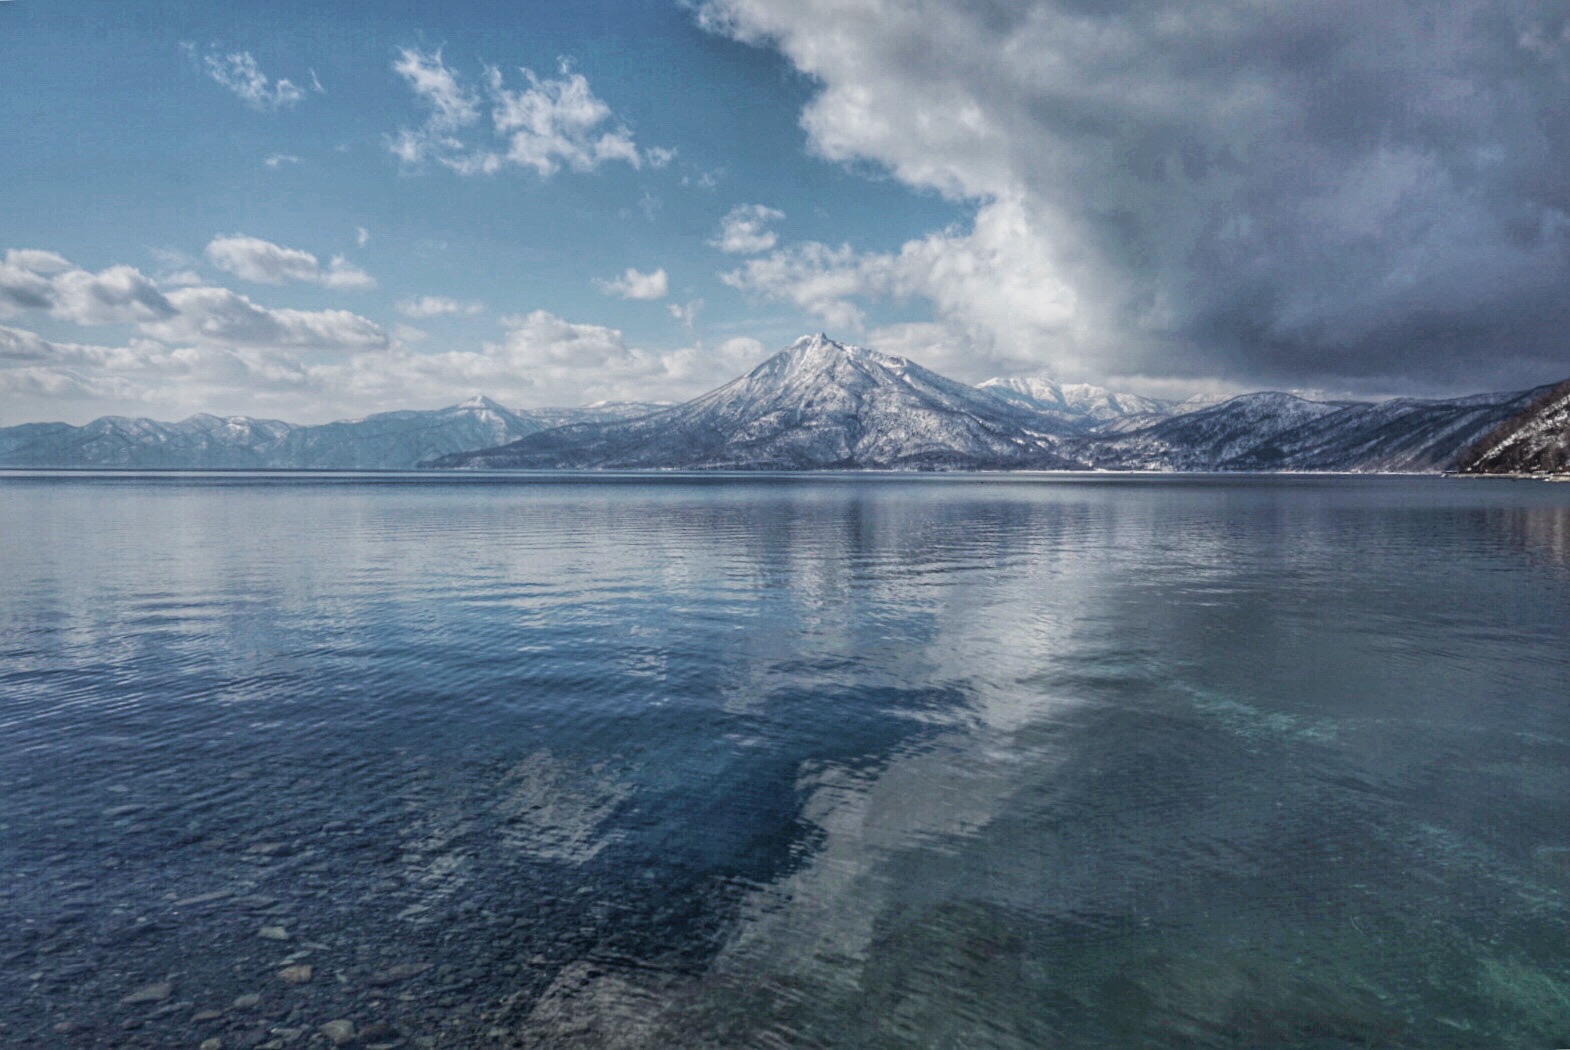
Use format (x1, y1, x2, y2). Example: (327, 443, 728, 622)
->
(320, 1018, 355, 1045)
(119, 981, 173, 1005)
(276, 964, 313, 984)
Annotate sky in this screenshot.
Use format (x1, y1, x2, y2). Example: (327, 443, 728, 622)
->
(2, 0, 1569, 424)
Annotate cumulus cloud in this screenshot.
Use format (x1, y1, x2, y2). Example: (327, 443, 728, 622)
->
(595, 266, 669, 301)
(722, 198, 1078, 375)
(144, 287, 387, 351)
(205, 235, 375, 290)
(396, 296, 485, 319)
(198, 49, 307, 111)
(712, 204, 784, 254)
(668, 299, 702, 331)
(697, 0, 1570, 392)
(264, 153, 302, 169)
(0, 268, 764, 421)
(0, 247, 388, 354)
(388, 48, 662, 177)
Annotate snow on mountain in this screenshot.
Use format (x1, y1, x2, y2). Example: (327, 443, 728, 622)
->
(0, 413, 296, 468)
(3, 336, 1550, 474)
(1458, 380, 1570, 475)
(1069, 392, 1358, 470)
(976, 375, 1171, 425)
(0, 398, 667, 469)
(433, 334, 1082, 470)
(1227, 388, 1546, 472)
(523, 400, 674, 430)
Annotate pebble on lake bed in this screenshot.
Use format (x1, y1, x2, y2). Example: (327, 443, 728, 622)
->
(257, 925, 289, 940)
(119, 981, 173, 1005)
(277, 964, 313, 984)
(199, 1039, 222, 1050)
(232, 992, 261, 1008)
(320, 1019, 355, 1045)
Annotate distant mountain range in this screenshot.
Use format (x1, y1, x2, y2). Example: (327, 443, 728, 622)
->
(0, 397, 668, 470)
(2, 333, 1563, 473)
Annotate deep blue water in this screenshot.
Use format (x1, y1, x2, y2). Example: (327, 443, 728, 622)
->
(2, 472, 1569, 1048)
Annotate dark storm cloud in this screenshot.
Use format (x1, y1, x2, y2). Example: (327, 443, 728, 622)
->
(701, 0, 1570, 392)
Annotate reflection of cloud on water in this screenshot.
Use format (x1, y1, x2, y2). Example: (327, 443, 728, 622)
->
(492, 750, 630, 862)
(496, 482, 1570, 1047)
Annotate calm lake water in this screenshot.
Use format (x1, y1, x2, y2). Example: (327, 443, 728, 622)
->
(2, 472, 1569, 1048)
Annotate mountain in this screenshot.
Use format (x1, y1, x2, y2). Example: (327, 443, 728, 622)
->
(1227, 388, 1548, 472)
(1068, 392, 1357, 470)
(0, 413, 295, 468)
(976, 376, 1170, 425)
(431, 334, 1083, 470)
(0, 397, 666, 469)
(5, 334, 1555, 474)
(1458, 380, 1570, 475)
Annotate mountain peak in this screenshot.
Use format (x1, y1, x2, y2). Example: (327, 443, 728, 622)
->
(772, 333, 903, 373)
(454, 395, 506, 412)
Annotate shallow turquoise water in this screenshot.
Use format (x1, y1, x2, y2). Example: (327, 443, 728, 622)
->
(1, 473, 1568, 1047)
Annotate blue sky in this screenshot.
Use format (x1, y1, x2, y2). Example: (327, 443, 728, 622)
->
(4, 0, 1569, 423)
(0, 0, 961, 422)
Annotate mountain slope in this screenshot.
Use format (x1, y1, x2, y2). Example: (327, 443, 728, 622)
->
(0, 398, 667, 469)
(433, 334, 1082, 470)
(1458, 379, 1570, 475)
(0, 413, 296, 468)
(1069, 393, 1357, 470)
(976, 375, 1170, 426)
(1227, 388, 1547, 472)
(270, 396, 543, 469)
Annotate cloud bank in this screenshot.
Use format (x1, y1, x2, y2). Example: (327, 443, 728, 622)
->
(698, 0, 1570, 392)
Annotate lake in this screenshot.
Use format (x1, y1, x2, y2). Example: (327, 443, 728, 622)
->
(2, 472, 1568, 1048)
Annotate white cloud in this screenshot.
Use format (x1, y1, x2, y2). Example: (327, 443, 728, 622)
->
(0, 304, 769, 423)
(4, 249, 71, 275)
(396, 295, 485, 319)
(204, 235, 375, 290)
(356, 227, 371, 248)
(712, 204, 784, 254)
(145, 287, 387, 350)
(388, 49, 663, 178)
(264, 153, 302, 169)
(199, 49, 307, 111)
(668, 299, 703, 331)
(0, 247, 388, 354)
(595, 267, 669, 301)
(721, 197, 1079, 378)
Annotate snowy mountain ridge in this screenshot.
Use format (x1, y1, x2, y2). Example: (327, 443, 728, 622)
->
(2, 333, 1556, 473)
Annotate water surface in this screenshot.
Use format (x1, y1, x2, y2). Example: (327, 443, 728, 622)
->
(2, 473, 1569, 1048)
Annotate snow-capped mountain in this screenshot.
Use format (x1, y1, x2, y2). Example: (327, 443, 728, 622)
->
(432, 334, 1082, 470)
(4, 333, 1558, 474)
(1458, 380, 1570, 475)
(976, 375, 1171, 425)
(0, 397, 665, 469)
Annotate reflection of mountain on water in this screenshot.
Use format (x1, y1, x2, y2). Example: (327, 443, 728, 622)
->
(1490, 504, 1570, 570)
